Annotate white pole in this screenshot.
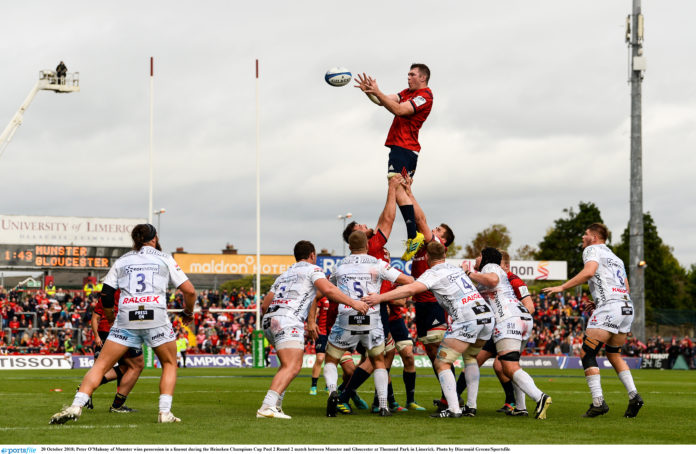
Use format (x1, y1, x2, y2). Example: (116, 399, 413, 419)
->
(255, 59, 261, 331)
(148, 57, 154, 224)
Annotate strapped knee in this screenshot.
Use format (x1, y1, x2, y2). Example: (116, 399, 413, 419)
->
(581, 336, 604, 370)
(464, 347, 481, 366)
(498, 351, 520, 362)
(605, 344, 620, 354)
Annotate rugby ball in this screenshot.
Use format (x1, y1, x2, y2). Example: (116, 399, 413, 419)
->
(325, 67, 352, 87)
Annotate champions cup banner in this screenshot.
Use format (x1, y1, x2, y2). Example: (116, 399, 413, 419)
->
(316, 256, 567, 281)
(0, 215, 146, 247)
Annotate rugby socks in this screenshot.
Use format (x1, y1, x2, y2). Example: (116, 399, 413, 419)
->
(277, 391, 286, 410)
(374, 368, 389, 410)
(114, 366, 124, 386)
(511, 369, 543, 403)
(617, 370, 638, 399)
(386, 368, 396, 405)
(586, 374, 604, 406)
(403, 371, 416, 404)
(112, 392, 127, 409)
(339, 366, 370, 403)
(464, 362, 479, 409)
(311, 377, 319, 387)
(159, 394, 173, 413)
(502, 379, 515, 405)
(437, 369, 460, 413)
(399, 205, 417, 239)
(513, 383, 526, 411)
(456, 371, 467, 396)
(324, 362, 338, 393)
(72, 392, 91, 408)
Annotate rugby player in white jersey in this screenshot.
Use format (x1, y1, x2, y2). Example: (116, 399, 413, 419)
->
(543, 223, 643, 418)
(256, 240, 369, 419)
(363, 241, 494, 418)
(324, 231, 414, 417)
(464, 247, 552, 419)
(50, 224, 197, 424)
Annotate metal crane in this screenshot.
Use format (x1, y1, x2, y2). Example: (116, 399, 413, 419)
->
(0, 69, 80, 160)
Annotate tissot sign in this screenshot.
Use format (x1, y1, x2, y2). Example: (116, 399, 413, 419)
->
(0, 215, 145, 247)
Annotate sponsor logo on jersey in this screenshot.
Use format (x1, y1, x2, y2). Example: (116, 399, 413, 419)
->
(603, 322, 619, 330)
(413, 96, 427, 107)
(611, 287, 628, 293)
(151, 332, 165, 341)
(122, 295, 160, 304)
(461, 293, 483, 304)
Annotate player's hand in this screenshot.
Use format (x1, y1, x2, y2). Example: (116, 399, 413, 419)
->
(104, 308, 115, 324)
(94, 336, 103, 348)
(354, 73, 370, 92)
(388, 173, 403, 187)
(541, 286, 563, 295)
(461, 261, 471, 273)
(306, 322, 318, 341)
(361, 293, 381, 307)
(351, 299, 370, 315)
(582, 300, 596, 315)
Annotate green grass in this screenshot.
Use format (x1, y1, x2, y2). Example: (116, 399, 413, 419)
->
(0, 367, 694, 444)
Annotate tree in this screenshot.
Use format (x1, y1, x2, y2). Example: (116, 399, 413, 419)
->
(536, 202, 603, 277)
(513, 244, 538, 260)
(464, 224, 512, 258)
(445, 241, 463, 258)
(613, 213, 688, 317)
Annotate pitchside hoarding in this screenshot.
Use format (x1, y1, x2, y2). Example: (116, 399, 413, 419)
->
(173, 253, 567, 280)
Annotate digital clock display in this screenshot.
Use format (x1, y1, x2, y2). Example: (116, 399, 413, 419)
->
(0, 244, 130, 269)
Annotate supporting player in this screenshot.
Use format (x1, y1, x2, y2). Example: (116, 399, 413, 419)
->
(83, 291, 145, 413)
(324, 231, 414, 417)
(464, 247, 551, 419)
(456, 251, 535, 415)
(257, 240, 368, 419)
(543, 223, 643, 418)
(400, 177, 456, 410)
(50, 224, 197, 424)
(354, 64, 434, 260)
(363, 242, 493, 418)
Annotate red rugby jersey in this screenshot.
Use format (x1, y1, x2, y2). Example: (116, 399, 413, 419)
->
(94, 290, 120, 333)
(315, 297, 331, 336)
(385, 87, 433, 152)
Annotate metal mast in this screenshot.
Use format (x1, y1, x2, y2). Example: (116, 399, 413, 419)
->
(627, 0, 646, 341)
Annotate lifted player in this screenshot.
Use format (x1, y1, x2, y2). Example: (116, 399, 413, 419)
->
(363, 242, 493, 418)
(543, 223, 643, 418)
(257, 240, 368, 419)
(464, 247, 551, 419)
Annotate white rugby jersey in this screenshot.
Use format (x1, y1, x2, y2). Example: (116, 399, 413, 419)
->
(416, 262, 489, 321)
(478, 263, 528, 322)
(267, 261, 327, 322)
(330, 254, 401, 323)
(583, 244, 632, 308)
(103, 246, 189, 329)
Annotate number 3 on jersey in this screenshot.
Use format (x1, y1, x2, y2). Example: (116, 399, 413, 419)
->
(129, 268, 156, 294)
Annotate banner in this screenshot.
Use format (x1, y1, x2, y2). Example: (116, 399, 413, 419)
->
(173, 254, 295, 275)
(0, 355, 73, 370)
(0, 215, 145, 247)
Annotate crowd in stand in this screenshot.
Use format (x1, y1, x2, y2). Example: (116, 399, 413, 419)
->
(1, 284, 694, 369)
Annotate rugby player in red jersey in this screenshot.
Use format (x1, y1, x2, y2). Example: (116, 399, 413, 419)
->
(355, 64, 434, 260)
(455, 251, 535, 415)
(307, 293, 331, 395)
(83, 290, 144, 413)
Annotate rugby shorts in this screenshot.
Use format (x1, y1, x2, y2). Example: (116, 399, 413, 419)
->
(587, 301, 634, 334)
(491, 316, 533, 345)
(314, 334, 329, 354)
(415, 301, 447, 338)
(387, 146, 418, 178)
(107, 324, 176, 349)
(262, 313, 304, 349)
(96, 331, 142, 359)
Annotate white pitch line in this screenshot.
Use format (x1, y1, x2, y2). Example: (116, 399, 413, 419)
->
(0, 424, 139, 431)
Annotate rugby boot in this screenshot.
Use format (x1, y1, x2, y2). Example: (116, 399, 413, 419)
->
(402, 232, 425, 261)
(326, 391, 339, 417)
(582, 400, 609, 418)
(158, 411, 182, 423)
(430, 409, 462, 418)
(109, 405, 137, 413)
(461, 405, 477, 417)
(433, 398, 448, 412)
(256, 406, 291, 419)
(352, 392, 369, 410)
(49, 405, 82, 425)
(534, 393, 552, 420)
(337, 402, 353, 415)
(309, 386, 317, 396)
(390, 401, 408, 412)
(496, 403, 515, 414)
(624, 394, 644, 418)
(407, 401, 426, 411)
(507, 408, 529, 417)
(377, 407, 392, 417)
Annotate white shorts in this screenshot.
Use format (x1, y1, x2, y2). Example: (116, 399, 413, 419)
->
(262, 313, 304, 349)
(107, 324, 176, 349)
(587, 302, 634, 334)
(445, 305, 494, 343)
(492, 316, 533, 345)
(328, 324, 385, 353)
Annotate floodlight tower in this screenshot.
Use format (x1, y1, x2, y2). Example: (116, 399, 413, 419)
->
(626, 0, 646, 342)
(0, 69, 80, 160)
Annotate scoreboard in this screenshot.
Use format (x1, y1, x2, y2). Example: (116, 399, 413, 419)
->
(0, 244, 130, 269)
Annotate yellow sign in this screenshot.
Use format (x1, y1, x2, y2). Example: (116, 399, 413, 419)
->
(173, 254, 296, 275)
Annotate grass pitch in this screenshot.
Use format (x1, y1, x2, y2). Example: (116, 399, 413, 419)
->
(1, 367, 694, 445)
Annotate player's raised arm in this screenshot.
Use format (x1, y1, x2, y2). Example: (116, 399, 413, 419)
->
(363, 76, 414, 117)
(374, 175, 401, 239)
(314, 277, 369, 315)
(355, 72, 398, 106)
(541, 261, 598, 295)
(402, 176, 433, 242)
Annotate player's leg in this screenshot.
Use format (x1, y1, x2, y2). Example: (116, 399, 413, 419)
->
(430, 339, 466, 418)
(456, 338, 494, 403)
(324, 346, 346, 417)
(387, 147, 423, 260)
(110, 348, 144, 412)
(391, 317, 424, 410)
(606, 331, 643, 417)
(498, 341, 550, 419)
(152, 333, 182, 423)
(310, 351, 325, 395)
(581, 327, 612, 417)
(368, 348, 390, 415)
(460, 341, 486, 416)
